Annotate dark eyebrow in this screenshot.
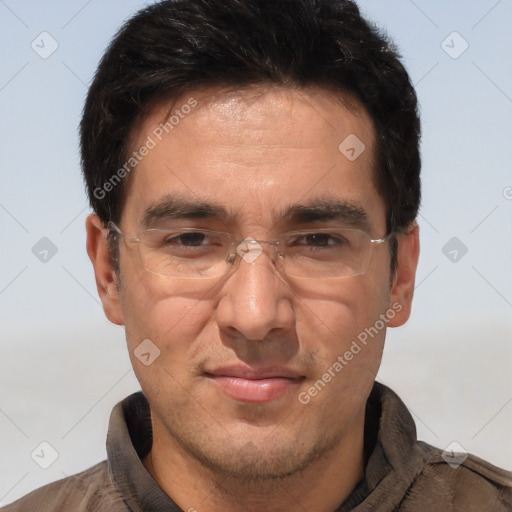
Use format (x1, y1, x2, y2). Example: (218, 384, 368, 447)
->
(141, 194, 371, 232)
(142, 195, 228, 228)
(276, 198, 371, 232)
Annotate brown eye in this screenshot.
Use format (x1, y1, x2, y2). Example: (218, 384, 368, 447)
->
(169, 232, 207, 246)
(304, 233, 332, 246)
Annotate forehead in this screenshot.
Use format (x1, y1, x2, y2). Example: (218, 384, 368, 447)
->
(124, 85, 384, 233)
(137, 85, 373, 155)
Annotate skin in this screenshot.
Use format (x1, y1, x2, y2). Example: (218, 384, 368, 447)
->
(86, 85, 419, 512)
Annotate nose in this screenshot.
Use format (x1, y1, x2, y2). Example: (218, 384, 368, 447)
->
(215, 241, 295, 341)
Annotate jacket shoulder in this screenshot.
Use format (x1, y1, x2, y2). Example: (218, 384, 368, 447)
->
(404, 443, 512, 512)
(1, 461, 128, 512)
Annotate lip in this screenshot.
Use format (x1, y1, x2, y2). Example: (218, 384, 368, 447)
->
(204, 365, 305, 403)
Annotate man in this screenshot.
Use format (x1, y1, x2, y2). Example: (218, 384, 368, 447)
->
(4, 0, 511, 510)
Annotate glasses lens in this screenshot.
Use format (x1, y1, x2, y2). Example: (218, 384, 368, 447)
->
(280, 229, 372, 279)
(135, 228, 374, 279)
(139, 229, 233, 278)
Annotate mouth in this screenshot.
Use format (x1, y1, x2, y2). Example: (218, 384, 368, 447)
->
(204, 366, 306, 403)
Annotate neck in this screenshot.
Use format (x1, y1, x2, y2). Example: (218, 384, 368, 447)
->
(143, 415, 365, 512)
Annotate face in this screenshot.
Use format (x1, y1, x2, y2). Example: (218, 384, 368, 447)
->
(88, 85, 418, 480)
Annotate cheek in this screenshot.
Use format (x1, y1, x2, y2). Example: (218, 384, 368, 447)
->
(297, 276, 390, 342)
(292, 282, 391, 427)
(122, 288, 216, 406)
(296, 277, 391, 378)
(119, 266, 214, 362)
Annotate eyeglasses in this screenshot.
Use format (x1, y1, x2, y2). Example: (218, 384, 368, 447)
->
(108, 222, 393, 280)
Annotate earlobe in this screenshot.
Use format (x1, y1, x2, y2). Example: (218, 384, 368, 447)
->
(388, 222, 420, 328)
(85, 213, 124, 326)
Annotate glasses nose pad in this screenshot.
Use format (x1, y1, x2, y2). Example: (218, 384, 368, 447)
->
(273, 249, 286, 272)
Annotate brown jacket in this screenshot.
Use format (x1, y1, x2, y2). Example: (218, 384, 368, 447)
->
(3, 383, 512, 511)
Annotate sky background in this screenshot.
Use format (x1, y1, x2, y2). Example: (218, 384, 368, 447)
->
(1, 0, 511, 505)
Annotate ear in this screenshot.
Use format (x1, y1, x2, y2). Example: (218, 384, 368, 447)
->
(388, 222, 420, 327)
(86, 213, 124, 325)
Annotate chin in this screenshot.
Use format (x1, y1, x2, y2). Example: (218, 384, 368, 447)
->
(172, 423, 340, 482)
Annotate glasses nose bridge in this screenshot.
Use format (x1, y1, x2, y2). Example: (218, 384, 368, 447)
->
(231, 238, 284, 270)
(256, 238, 282, 251)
